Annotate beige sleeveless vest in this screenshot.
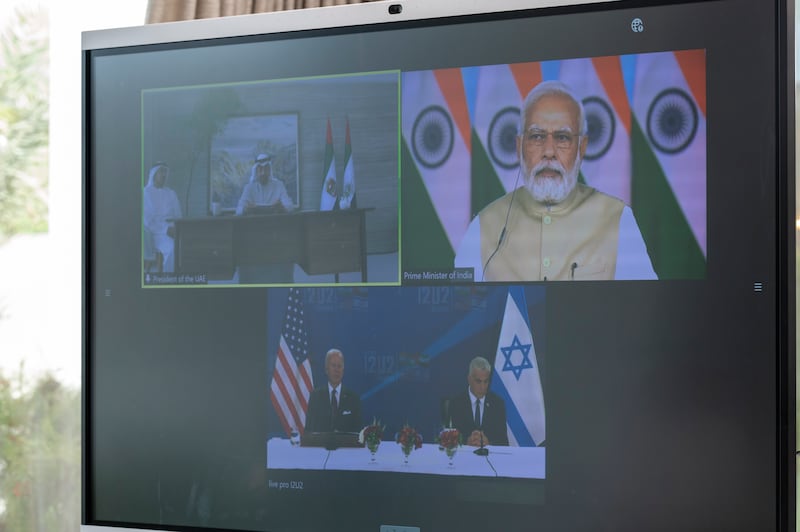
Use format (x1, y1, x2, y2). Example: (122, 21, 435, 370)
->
(479, 183, 624, 281)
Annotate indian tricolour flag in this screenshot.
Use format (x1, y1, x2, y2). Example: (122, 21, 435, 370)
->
(402, 69, 471, 270)
(560, 56, 632, 205)
(630, 50, 707, 279)
(490, 287, 545, 446)
(319, 118, 337, 211)
(469, 62, 542, 217)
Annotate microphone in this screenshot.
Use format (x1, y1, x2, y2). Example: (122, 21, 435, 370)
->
(474, 437, 489, 455)
(473, 431, 489, 456)
(481, 167, 522, 281)
(473, 399, 489, 456)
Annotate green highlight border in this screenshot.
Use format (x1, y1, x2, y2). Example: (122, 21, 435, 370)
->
(140, 69, 403, 289)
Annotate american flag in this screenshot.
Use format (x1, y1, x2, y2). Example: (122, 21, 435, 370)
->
(270, 288, 314, 436)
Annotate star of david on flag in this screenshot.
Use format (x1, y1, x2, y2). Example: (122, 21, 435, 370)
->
(491, 287, 545, 446)
(500, 335, 533, 380)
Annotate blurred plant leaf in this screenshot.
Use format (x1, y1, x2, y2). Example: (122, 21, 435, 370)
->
(0, 6, 49, 242)
(0, 367, 80, 532)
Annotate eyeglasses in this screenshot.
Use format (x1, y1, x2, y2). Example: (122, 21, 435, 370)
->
(523, 129, 582, 150)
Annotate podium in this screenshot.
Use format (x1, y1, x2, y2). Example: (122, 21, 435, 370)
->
(300, 431, 363, 449)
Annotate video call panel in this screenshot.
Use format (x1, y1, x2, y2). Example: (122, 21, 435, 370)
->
(140, 71, 400, 287)
(401, 49, 707, 283)
(265, 286, 546, 480)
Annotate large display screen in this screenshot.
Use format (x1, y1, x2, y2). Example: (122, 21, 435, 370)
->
(83, 0, 793, 531)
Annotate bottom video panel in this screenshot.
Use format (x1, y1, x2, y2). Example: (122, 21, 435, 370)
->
(265, 286, 547, 480)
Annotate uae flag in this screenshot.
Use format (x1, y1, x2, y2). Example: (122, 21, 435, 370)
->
(470, 62, 542, 216)
(401, 68, 472, 270)
(319, 118, 337, 211)
(630, 50, 707, 279)
(270, 288, 314, 437)
(490, 287, 545, 446)
(339, 118, 357, 209)
(560, 56, 632, 204)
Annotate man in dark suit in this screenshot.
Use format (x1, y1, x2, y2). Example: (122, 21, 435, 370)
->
(443, 356, 508, 446)
(304, 349, 362, 433)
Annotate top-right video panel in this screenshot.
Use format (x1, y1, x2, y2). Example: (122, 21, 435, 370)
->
(401, 49, 706, 283)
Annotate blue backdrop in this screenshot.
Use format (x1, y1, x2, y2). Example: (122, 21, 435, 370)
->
(266, 286, 546, 442)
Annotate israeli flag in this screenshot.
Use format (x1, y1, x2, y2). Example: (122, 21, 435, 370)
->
(491, 287, 546, 446)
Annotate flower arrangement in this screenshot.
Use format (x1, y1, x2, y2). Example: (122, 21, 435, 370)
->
(437, 426, 461, 466)
(358, 418, 385, 458)
(437, 427, 461, 450)
(395, 424, 423, 463)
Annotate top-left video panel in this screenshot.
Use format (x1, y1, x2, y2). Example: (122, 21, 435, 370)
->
(141, 71, 400, 288)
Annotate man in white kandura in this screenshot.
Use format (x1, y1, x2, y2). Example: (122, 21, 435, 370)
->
(236, 153, 294, 215)
(235, 153, 295, 283)
(143, 162, 182, 272)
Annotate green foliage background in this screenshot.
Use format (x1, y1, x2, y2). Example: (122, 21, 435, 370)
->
(0, 7, 48, 241)
(0, 370, 80, 532)
(0, 6, 79, 531)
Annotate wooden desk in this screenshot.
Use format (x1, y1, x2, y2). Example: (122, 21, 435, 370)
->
(173, 208, 371, 282)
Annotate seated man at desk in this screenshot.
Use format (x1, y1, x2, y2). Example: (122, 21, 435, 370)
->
(236, 153, 294, 215)
(305, 349, 362, 433)
(235, 153, 295, 283)
(443, 356, 509, 446)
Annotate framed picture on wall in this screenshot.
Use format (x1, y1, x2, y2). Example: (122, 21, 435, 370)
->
(209, 113, 300, 212)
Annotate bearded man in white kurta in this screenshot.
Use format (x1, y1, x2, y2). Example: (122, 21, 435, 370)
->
(143, 162, 182, 272)
(455, 81, 656, 281)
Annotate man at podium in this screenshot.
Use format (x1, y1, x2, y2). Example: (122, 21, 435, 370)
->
(305, 349, 362, 433)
